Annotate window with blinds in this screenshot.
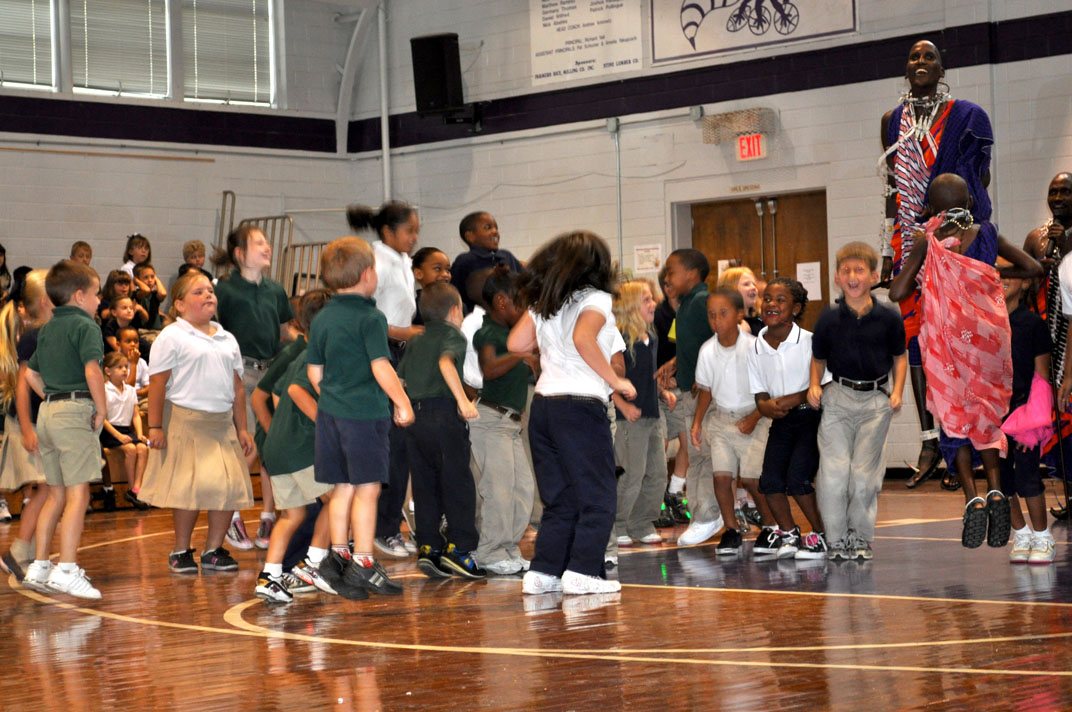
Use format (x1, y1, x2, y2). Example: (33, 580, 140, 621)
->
(71, 0, 168, 96)
(0, 0, 53, 88)
(184, 0, 271, 105)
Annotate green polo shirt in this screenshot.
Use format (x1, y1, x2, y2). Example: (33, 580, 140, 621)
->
(474, 315, 528, 413)
(306, 294, 390, 420)
(675, 282, 712, 391)
(262, 354, 316, 475)
(253, 335, 307, 454)
(398, 320, 467, 402)
(28, 306, 104, 394)
(214, 271, 294, 361)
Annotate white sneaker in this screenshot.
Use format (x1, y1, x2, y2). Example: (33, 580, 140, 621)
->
(677, 515, 723, 546)
(0, 499, 11, 523)
(1009, 529, 1033, 563)
(23, 560, 52, 592)
(484, 558, 523, 576)
(604, 554, 619, 568)
(46, 566, 102, 600)
(561, 569, 622, 595)
(616, 535, 633, 546)
(510, 555, 531, 571)
(522, 569, 563, 594)
(1028, 534, 1057, 564)
(637, 532, 663, 545)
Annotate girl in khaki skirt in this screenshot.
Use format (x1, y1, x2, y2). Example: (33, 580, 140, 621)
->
(140, 272, 255, 573)
(0, 270, 52, 580)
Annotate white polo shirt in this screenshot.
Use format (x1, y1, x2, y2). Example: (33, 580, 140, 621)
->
(461, 305, 485, 389)
(148, 318, 244, 414)
(131, 357, 150, 390)
(373, 240, 416, 328)
(695, 329, 757, 411)
(748, 323, 828, 398)
(104, 381, 138, 427)
(533, 288, 625, 399)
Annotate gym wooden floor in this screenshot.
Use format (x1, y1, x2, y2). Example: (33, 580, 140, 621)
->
(3, 480, 1071, 712)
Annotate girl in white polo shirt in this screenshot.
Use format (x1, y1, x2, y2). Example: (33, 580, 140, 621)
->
(99, 351, 149, 509)
(139, 272, 255, 574)
(748, 278, 829, 561)
(508, 230, 634, 596)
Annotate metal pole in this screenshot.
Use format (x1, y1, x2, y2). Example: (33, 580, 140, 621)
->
(615, 127, 623, 270)
(768, 197, 779, 276)
(378, 2, 391, 201)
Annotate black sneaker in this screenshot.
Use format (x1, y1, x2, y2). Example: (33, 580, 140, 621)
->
(344, 559, 403, 595)
(101, 488, 117, 512)
(986, 490, 1011, 548)
(439, 544, 487, 580)
(255, 571, 294, 603)
(753, 526, 781, 556)
(666, 490, 690, 524)
(962, 498, 988, 549)
(124, 490, 150, 511)
(795, 531, 828, 560)
(715, 528, 742, 556)
(320, 551, 368, 599)
(742, 503, 762, 527)
(417, 545, 453, 579)
(169, 548, 199, 574)
(653, 500, 676, 529)
(200, 547, 239, 571)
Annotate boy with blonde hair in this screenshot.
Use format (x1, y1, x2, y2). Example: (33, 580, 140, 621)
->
(307, 237, 413, 599)
(808, 242, 907, 560)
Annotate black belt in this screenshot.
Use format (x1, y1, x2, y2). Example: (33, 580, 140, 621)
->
(45, 390, 92, 402)
(242, 356, 274, 371)
(832, 374, 889, 392)
(533, 393, 608, 408)
(478, 399, 522, 422)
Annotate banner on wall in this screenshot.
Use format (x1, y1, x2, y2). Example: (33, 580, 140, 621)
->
(530, 0, 643, 86)
(651, 0, 857, 65)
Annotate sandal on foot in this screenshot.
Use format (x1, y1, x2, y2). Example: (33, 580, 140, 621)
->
(907, 443, 941, 489)
(961, 497, 987, 549)
(940, 470, 961, 491)
(985, 490, 1011, 548)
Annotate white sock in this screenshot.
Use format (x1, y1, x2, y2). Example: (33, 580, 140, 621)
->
(231, 511, 242, 522)
(306, 547, 328, 565)
(1014, 524, 1031, 536)
(58, 562, 77, 573)
(33, 559, 51, 568)
(261, 511, 276, 521)
(264, 562, 283, 577)
(1038, 527, 1053, 539)
(668, 476, 686, 494)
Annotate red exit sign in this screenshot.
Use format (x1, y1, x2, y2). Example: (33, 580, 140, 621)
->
(736, 133, 766, 161)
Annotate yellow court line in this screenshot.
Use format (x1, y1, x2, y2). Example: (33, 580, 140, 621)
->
(9, 576, 1071, 678)
(620, 582, 1072, 609)
(222, 600, 1072, 678)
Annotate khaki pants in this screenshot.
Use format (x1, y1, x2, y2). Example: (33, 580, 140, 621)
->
(681, 390, 716, 523)
(816, 383, 893, 543)
(612, 416, 666, 540)
(471, 403, 535, 565)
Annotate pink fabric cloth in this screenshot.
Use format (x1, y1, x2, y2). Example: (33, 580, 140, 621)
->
(1000, 373, 1055, 448)
(917, 215, 1011, 456)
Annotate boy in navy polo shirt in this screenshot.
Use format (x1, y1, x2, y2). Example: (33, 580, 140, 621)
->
(23, 261, 107, 599)
(450, 211, 523, 314)
(307, 237, 413, 599)
(399, 282, 485, 579)
(808, 242, 907, 560)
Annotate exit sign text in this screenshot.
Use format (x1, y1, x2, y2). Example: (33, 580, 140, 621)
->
(736, 133, 766, 161)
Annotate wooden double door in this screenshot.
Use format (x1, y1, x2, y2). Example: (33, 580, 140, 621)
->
(691, 190, 829, 331)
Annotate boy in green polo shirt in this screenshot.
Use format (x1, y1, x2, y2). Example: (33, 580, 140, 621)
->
(307, 237, 413, 599)
(469, 269, 536, 575)
(398, 282, 485, 580)
(23, 260, 107, 600)
(664, 248, 722, 546)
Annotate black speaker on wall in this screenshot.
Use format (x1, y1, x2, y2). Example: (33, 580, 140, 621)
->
(410, 33, 464, 116)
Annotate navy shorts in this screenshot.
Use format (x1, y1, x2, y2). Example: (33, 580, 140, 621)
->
(759, 406, 821, 496)
(999, 435, 1044, 498)
(314, 410, 390, 486)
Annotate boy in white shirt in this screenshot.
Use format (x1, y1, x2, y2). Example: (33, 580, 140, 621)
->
(690, 290, 772, 555)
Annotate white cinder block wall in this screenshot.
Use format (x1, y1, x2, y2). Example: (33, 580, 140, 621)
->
(1, 0, 1070, 467)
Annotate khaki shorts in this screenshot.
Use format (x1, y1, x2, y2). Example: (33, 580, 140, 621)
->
(271, 464, 333, 511)
(704, 406, 770, 479)
(37, 399, 102, 487)
(660, 388, 687, 438)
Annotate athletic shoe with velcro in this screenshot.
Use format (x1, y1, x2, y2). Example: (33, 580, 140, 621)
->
(255, 572, 294, 603)
(344, 559, 403, 595)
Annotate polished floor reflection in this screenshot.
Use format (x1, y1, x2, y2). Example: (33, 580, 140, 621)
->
(3, 480, 1071, 711)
